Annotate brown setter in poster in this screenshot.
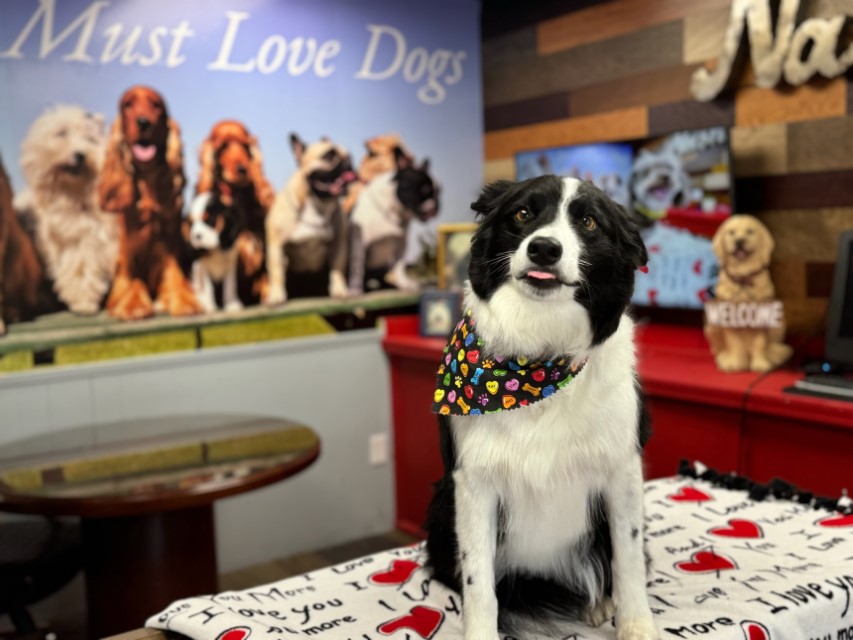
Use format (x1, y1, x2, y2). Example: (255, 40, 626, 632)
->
(0, 155, 42, 335)
(196, 120, 274, 303)
(99, 85, 201, 319)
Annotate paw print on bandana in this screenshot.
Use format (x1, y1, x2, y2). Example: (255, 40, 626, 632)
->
(482, 358, 495, 369)
(478, 394, 489, 406)
(454, 376, 463, 388)
(551, 369, 561, 381)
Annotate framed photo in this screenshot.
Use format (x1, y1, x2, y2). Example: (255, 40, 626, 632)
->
(437, 223, 477, 291)
(419, 290, 462, 337)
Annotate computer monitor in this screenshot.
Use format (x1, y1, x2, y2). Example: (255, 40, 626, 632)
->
(826, 230, 853, 368)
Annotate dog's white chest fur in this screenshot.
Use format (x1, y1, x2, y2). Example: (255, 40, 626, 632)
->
(452, 318, 638, 581)
(350, 172, 407, 246)
(289, 198, 335, 244)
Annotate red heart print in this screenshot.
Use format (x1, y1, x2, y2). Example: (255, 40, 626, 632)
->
(378, 606, 444, 639)
(466, 349, 480, 363)
(817, 513, 853, 527)
(369, 559, 421, 586)
(709, 519, 763, 538)
(218, 628, 251, 640)
(675, 550, 736, 573)
(532, 369, 546, 382)
(693, 259, 702, 275)
(668, 486, 712, 502)
(741, 620, 770, 640)
(464, 385, 474, 399)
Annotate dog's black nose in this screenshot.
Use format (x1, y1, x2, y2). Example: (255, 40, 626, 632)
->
(136, 117, 151, 131)
(236, 165, 248, 176)
(73, 151, 85, 165)
(527, 237, 562, 266)
(734, 238, 746, 250)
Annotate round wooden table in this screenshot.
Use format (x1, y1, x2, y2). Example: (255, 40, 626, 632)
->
(0, 414, 320, 639)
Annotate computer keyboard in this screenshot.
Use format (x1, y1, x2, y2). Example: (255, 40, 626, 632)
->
(793, 374, 853, 400)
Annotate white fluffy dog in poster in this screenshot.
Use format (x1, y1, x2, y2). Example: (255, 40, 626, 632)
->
(16, 105, 119, 315)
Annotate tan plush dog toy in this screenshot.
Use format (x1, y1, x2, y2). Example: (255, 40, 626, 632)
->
(705, 214, 793, 372)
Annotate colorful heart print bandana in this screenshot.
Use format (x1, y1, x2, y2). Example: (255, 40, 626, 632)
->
(431, 310, 585, 416)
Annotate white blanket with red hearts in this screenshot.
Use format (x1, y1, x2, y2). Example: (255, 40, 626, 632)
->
(147, 476, 853, 640)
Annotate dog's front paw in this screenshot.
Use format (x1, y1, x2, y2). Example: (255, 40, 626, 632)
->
(716, 350, 747, 372)
(69, 300, 101, 316)
(329, 272, 349, 299)
(264, 287, 287, 306)
(224, 300, 244, 312)
(583, 597, 614, 626)
(617, 618, 658, 640)
(158, 282, 204, 317)
(108, 280, 154, 321)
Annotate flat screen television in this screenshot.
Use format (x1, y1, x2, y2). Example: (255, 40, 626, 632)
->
(514, 126, 734, 311)
(631, 126, 733, 309)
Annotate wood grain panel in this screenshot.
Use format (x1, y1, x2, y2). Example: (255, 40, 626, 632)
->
(683, 7, 730, 64)
(536, 0, 729, 55)
(848, 75, 853, 114)
(781, 298, 828, 335)
(484, 157, 515, 183)
(730, 123, 788, 178)
(734, 77, 848, 127)
(788, 116, 853, 173)
(756, 208, 853, 261)
(485, 92, 569, 131)
(768, 260, 806, 299)
(568, 64, 699, 118)
(738, 171, 853, 211)
(484, 107, 648, 160)
(647, 98, 734, 136)
(481, 27, 537, 68)
(806, 262, 836, 298)
(484, 22, 683, 107)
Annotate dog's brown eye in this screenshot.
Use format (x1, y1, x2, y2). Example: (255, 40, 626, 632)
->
(583, 216, 597, 230)
(515, 208, 532, 223)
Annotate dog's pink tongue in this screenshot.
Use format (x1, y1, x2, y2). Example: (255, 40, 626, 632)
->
(527, 271, 556, 280)
(132, 144, 156, 162)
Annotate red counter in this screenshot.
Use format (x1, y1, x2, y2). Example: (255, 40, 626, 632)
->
(383, 317, 853, 536)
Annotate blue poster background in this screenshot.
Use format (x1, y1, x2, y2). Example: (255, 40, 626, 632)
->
(0, 0, 483, 221)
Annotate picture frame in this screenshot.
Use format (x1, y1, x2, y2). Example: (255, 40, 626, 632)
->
(419, 290, 462, 337)
(436, 222, 477, 291)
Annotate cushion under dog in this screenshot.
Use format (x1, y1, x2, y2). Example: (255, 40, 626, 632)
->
(147, 475, 853, 639)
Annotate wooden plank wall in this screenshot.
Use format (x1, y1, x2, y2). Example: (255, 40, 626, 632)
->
(482, 0, 853, 335)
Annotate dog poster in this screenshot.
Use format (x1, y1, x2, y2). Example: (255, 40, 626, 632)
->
(0, 0, 482, 371)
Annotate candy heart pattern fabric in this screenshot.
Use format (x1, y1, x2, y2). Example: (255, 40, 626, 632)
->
(148, 476, 853, 639)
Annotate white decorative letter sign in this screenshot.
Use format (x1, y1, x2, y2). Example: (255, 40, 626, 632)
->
(691, 0, 853, 101)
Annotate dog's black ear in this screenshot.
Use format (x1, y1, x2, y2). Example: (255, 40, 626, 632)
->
(393, 146, 411, 170)
(471, 180, 514, 219)
(290, 133, 306, 162)
(420, 158, 430, 173)
(618, 206, 649, 269)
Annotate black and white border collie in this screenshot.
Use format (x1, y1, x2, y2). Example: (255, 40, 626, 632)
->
(426, 176, 657, 640)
